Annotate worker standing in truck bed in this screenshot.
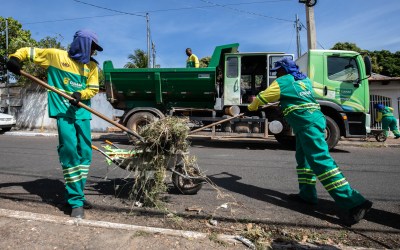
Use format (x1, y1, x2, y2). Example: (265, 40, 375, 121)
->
(185, 48, 199, 68)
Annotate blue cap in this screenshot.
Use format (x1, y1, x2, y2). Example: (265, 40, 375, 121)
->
(374, 103, 384, 110)
(271, 57, 307, 80)
(74, 29, 103, 51)
(271, 57, 296, 72)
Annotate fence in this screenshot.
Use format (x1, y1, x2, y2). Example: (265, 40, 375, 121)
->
(370, 95, 392, 129)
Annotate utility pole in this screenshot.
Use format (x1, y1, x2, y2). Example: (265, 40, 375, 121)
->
(305, 4, 316, 50)
(5, 19, 10, 115)
(146, 13, 151, 68)
(295, 14, 302, 58)
(152, 42, 156, 68)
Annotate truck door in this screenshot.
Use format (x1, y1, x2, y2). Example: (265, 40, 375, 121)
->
(267, 54, 294, 87)
(323, 52, 366, 113)
(223, 55, 241, 105)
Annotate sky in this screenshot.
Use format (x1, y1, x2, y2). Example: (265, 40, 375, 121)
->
(1, 0, 400, 69)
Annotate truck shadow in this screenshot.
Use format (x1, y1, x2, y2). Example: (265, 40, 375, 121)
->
(207, 172, 400, 231)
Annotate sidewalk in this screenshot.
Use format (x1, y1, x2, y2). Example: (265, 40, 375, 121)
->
(0, 207, 371, 250)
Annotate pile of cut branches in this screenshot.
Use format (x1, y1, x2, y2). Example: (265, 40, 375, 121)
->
(122, 116, 201, 207)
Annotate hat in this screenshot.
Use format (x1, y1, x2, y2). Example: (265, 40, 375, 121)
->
(271, 57, 296, 72)
(374, 103, 384, 110)
(74, 29, 103, 51)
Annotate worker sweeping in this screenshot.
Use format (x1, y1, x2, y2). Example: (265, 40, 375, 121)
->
(247, 57, 372, 226)
(374, 103, 400, 139)
(6, 29, 103, 219)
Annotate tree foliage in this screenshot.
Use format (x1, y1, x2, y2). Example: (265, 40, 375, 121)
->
(1, 17, 36, 83)
(124, 49, 148, 68)
(331, 42, 400, 77)
(1, 17, 67, 86)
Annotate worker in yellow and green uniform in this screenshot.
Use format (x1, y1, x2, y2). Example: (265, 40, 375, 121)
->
(185, 48, 199, 68)
(248, 57, 372, 226)
(7, 29, 103, 219)
(374, 103, 400, 139)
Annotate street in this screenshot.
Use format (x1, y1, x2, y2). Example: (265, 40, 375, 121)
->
(0, 134, 399, 248)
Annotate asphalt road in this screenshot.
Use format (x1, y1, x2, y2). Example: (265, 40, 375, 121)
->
(0, 135, 399, 248)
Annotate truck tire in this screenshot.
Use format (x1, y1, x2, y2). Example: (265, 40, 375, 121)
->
(325, 116, 340, 150)
(126, 112, 158, 140)
(274, 116, 339, 150)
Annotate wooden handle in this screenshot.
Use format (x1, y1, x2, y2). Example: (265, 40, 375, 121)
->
(189, 113, 244, 134)
(20, 70, 145, 142)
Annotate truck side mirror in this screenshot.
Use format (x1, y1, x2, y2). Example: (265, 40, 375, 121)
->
(364, 56, 372, 76)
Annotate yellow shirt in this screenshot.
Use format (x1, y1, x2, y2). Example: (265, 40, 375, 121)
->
(186, 54, 199, 68)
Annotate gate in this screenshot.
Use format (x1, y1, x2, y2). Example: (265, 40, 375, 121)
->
(370, 95, 391, 129)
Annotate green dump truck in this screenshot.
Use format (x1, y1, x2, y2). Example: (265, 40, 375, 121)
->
(103, 43, 372, 149)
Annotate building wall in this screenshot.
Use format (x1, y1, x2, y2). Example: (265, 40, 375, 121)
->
(15, 91, 123, 132)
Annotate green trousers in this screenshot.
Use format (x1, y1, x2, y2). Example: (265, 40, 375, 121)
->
(382, 116, 400, 137)
(294, 116, 365, 210)
(57, 117, 92, 208)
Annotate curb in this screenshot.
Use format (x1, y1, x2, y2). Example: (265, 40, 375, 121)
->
(0, 208, 379, 250)
(0, 208, 237, 243)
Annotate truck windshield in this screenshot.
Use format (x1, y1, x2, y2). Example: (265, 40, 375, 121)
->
(327, 56, 359, 82)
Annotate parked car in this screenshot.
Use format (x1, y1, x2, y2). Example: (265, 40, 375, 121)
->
(0, 113, 16, 132)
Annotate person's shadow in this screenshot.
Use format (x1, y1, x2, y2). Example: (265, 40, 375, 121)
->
(208, 172, 400, 231)
(0, 179, 71, 215)
(0, 176, 138, 214)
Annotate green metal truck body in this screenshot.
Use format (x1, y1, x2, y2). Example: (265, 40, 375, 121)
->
(103, 44, 371, 149)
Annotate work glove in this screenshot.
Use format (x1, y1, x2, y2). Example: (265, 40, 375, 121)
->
(6, 57, 21, 75)
(69, 92, 82, 106)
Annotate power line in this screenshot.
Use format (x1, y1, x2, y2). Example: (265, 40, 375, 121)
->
(23, 14, 124, 25)
(199, 0, 293, 22)
(72, 0, 146, 17)
(23, 0, 293, 25)
(299, 22, 325, 49)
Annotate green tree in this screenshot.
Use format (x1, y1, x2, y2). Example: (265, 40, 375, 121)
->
(0, 17, 36, 83)
(124, 49, 148, 68)
(331, 42, 362, 52)
(331, 42, 400, 77)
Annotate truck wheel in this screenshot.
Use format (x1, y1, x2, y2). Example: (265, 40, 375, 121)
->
(126, 112, 157, 140)
(274, 134, 296, 149)
(325, 116, 340, 150)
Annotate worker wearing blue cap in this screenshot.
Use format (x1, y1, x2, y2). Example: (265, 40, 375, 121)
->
(248, 57, 372, 226)
(7, 29, 103, 219)
(374, 103, 400, 139)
